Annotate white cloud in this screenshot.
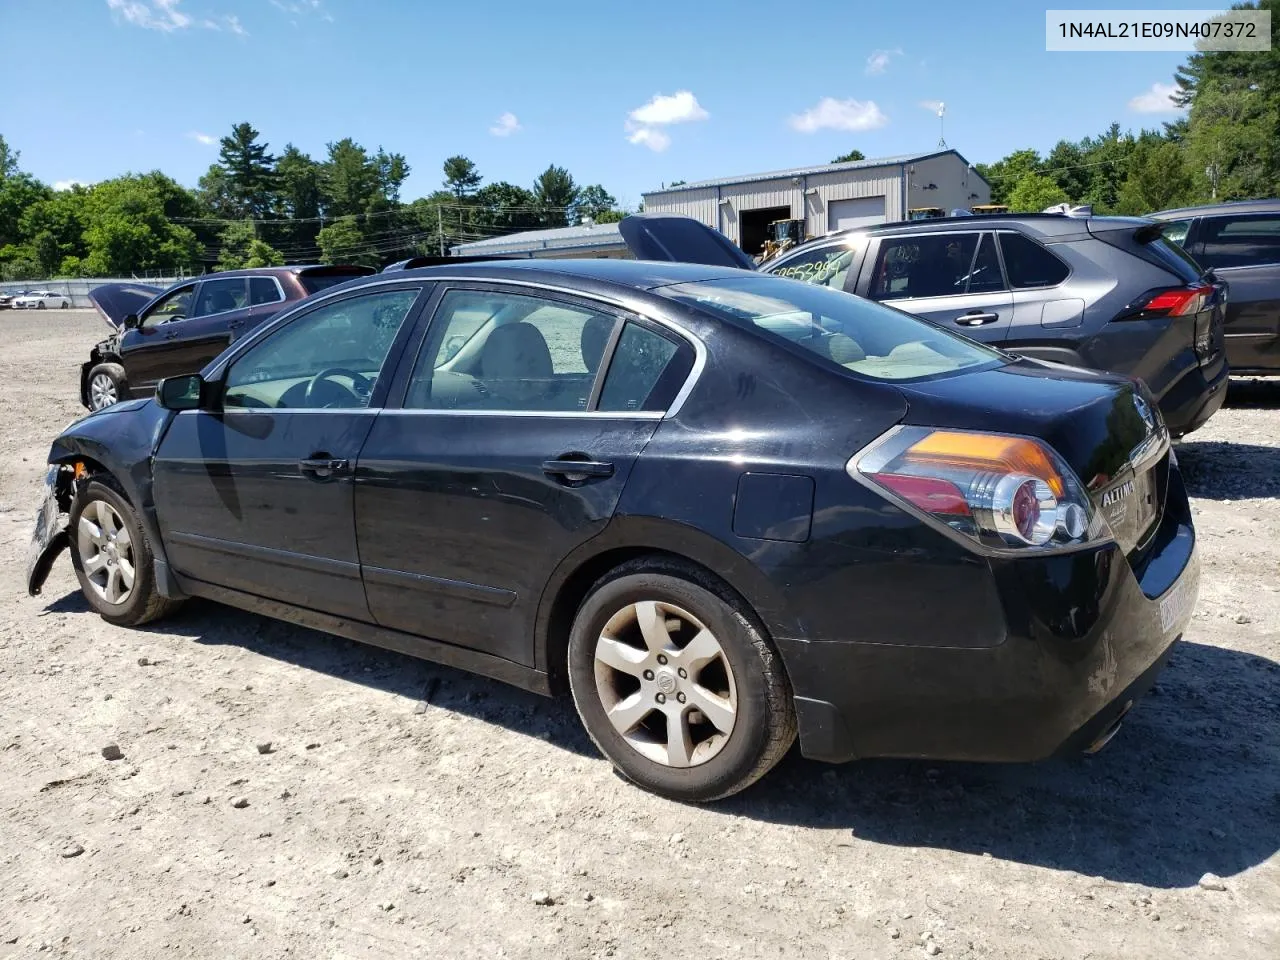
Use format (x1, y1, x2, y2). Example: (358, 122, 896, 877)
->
(1129, 82, 1182, 113)
(788, 97, 888, 133)
(624, 90, 707, 151)
(628, 90, 709, 126)
(270, 0, 329, 19)
(54, 179, 87, 191)
(187, 131, 216, 145)
(865, 47, 902, 75)
(918, 99, 945, 114)
(489, 112, 522, 137)
(627, 127, 672, 152)
(107, 0, 191, 31)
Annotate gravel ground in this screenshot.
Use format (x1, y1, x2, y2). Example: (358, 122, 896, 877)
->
(1, 310, 1278, 959)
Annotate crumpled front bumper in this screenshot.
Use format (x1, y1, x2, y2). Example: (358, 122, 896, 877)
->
(27, 466, 72, 596)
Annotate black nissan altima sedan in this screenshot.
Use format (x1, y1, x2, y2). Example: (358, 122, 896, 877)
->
(27, 258, 1200, 801)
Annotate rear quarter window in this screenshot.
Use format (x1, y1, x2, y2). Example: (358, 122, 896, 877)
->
(998, 233, 1070, 288)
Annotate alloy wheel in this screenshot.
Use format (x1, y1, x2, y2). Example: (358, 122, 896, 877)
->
(90, 373, 118, 410)
(76, 499, 135, 605)
(593, 599, 738, 767)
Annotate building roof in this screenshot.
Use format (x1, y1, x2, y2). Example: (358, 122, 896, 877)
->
(642, 150, 984, 196)
(1147, 199, 1280, 219)
(451, 221, 624, 256)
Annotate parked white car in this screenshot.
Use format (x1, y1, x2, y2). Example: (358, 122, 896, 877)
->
(13, 290, 70, 309)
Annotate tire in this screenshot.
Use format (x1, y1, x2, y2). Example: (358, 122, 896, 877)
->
(69, 478, 182, 627)
(61, 301, 69, 309)
(87, 362, 127, 411)
(567, 559, 796, 802)
(37, 301, 46, 309)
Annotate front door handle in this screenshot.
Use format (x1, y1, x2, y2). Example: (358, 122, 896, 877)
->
(542, 458, 614, 480)
(227, 318, 245, 330)
(164, 331, 179, 340)
(299, 456, 350, 480)
(955, 312, 999, 327)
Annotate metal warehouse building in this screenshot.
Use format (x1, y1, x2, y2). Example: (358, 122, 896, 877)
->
(642, 149, 991, 255)
(450, 222, 628, 259)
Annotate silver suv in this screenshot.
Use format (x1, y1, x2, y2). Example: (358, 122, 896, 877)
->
(757, 213, 1228, 437)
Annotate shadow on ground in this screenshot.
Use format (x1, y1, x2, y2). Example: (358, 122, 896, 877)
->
(40, 586, 1280, 889)
(1175, 439, 1280, 499)
(1224, 376, 1280, 409)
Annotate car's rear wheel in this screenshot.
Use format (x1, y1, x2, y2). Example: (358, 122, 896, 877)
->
(87, 362, 126, 410)
(61, 300, 69, 309)
(567, 560, 796, 801)
(37, 301, 46, 309)
(69, 479, 181, 627)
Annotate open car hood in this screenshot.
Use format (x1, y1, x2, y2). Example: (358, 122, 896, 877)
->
(619, 213, 758, 271)
(88, 283, 163, 330)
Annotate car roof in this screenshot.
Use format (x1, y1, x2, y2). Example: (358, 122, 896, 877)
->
(362, 257, 752, 292)
(1147, 199, 1280, 219)
(194, 264, 366, 280)
(849, 213, 1150, 239)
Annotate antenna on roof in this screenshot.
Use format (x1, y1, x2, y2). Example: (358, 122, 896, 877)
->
(937, 102, 947, 149)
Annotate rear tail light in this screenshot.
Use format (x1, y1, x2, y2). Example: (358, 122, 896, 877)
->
(1118, 284, 1213, 321)
(850, 427, 1107, 553)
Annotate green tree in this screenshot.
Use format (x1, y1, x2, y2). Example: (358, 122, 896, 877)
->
(473, 181, 540, 230)
(1114, 140, 1194, 214)
(831, 149, 866, 163)
(216, 220, 256, 270)
(217, 122, 278, 218)
(244, 238, 284, 268)
(20, 186, 89, 268)
(532, 164, 579, 227)
(0, 135, 19, 178)
(573, 184, 617, 222)
(197, 163, 237, 220)
(974, 149, 1042, 204)
(317, 215, 375, 267)
(1184, 79, 1280, 200)
(274, 144, 323, 252)
(80, 173, 201, 275)
(442, 155, 482, 200)
(1005, 173, 1070, 212)
(321, 139, 379, 218)
(0, 171, 52, 249)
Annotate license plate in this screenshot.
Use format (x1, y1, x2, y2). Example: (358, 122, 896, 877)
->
(1158, 557, 1199, 634)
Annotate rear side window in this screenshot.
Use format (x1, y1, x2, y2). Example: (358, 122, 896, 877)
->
(870, 233, 980, 300)
(1198, 215, 1280, 268)
(998, 233, 1070, 288)
(249, 276, 284, 305)
(966, 234, 1007, 293)
(193, 278, 247, 317)
(598, 322, 690, 412)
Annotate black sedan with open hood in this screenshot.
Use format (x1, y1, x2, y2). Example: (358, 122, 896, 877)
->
(29, 258, 1198, 801)
(81, 264, 374, 411)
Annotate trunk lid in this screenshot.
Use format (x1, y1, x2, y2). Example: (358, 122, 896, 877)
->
(896, 358, 1170, 555)
(88, 283, 162, 330)
(618, 213, 758, 270)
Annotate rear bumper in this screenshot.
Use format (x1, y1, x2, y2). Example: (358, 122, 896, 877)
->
(779, 467, 1199, 764)
(1157, 354, 1228, 437)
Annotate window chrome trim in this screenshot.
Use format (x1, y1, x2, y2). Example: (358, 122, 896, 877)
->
(207, 275, 707, 420)
(379, 408, 665, 420)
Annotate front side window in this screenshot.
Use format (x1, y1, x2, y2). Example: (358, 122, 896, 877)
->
(223, 289, 419, 409)
(192, 278, 248, 317)
(141, 284, 196, 327)
(1198, 215, 1280, 268)
(766, 241, 862, 290)
(405, 290, 619, 412)
(661, 275, 1001, 382)
(998, 232, 1070, 288)
(869, 233, 981, 300)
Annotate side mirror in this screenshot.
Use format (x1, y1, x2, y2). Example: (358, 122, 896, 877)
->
(156, 374, 205, 411)
(123, 313, 139, 330)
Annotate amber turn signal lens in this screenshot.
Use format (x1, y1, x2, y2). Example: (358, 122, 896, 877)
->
(901, 431, 1066, 499)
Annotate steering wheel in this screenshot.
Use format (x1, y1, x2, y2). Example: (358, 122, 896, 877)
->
(304, 367, 373, 407)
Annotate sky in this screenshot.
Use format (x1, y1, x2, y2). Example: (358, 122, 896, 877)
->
(0, 0, 1200, 208)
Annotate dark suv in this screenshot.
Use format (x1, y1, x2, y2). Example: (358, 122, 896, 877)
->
(742, 213, 1229, 437)
(1148, 200, 1280, 375)
(82, 265, 374, 410)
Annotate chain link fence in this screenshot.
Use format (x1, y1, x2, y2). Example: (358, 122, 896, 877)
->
(0, 275, 193, 310)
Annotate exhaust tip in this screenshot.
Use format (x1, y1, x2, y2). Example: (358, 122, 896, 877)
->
(1084, 699, 1134, 755)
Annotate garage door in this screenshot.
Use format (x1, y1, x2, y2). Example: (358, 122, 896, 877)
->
(827, 196, 885, 231)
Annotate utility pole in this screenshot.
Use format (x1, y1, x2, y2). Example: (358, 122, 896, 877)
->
(438, 205, 445, 257)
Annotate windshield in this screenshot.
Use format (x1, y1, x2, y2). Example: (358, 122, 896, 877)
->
(660, 275, 1002, 381)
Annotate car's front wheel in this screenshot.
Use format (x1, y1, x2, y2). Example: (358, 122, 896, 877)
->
(37, 301, 46, 309)
(87, 362, 127, 410)
(69, 479, 181, 627)
(567, 560, 796, 802)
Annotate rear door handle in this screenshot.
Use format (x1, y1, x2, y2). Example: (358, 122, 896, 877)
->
(164, 331, 178, 340)
(299, 456, 349, 480)
(227, 318, 245, 330)
(542, 459, 614, 479)
(955, 312, 999, 326)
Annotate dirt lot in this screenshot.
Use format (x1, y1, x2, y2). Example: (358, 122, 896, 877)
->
(1, 310, 1277, 959)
